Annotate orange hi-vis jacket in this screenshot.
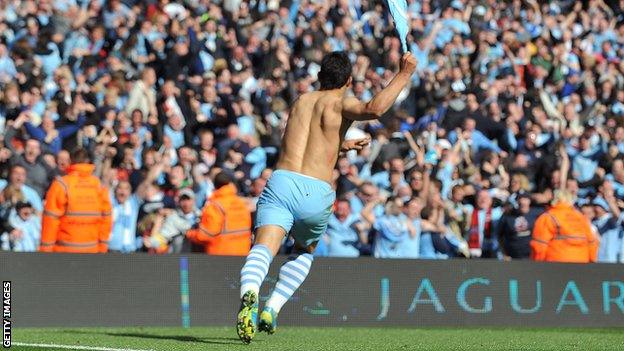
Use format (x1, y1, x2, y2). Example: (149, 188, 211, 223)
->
(40, 163, 112, 253)
(186, 183, 252, 256)
(531, 202, 598, 263)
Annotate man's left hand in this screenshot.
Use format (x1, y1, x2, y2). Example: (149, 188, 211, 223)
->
(341, 137, 371, 152)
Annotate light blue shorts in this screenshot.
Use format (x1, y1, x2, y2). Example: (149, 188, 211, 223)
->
(255, 169, 336, 247)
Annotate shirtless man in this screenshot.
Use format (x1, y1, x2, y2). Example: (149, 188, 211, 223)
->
(236, 51, 417, 343)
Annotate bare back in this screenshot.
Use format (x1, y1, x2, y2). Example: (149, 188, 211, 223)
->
(276, 91, 352, 184)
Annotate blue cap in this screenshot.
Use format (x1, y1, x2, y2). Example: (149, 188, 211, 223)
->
(451, 0, 464, 10)
(576, 197, 591, 207)
(592, 196, 610, 211)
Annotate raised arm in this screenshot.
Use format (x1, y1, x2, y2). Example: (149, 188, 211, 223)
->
(340, 137, 371, 153)
(136, 161, 165, 199)
(422, 21, 443, 52)
(418, 164, 432, 203)
(558, 142, 570, 192)
(23, 122, 46, 141)
(361, 196, 384, 225)
(342, 53, 416, 121)
(403, 131, 425, 168)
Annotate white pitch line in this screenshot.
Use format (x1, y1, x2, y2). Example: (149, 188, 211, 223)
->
(12, 342, 155, 351)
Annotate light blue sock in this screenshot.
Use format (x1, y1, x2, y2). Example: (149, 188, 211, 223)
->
(265, 253, 313, 313)
(240, 244, 273, 298)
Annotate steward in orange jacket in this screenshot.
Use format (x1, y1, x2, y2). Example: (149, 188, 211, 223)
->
(40, 149, 112, 253)
(531, 190, 597, 263)
(187, 172, 251, 256)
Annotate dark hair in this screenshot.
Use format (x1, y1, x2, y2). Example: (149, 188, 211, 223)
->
(463, 117, 476, 125)
(15, 201, 32, 211)
(70, 148, 91, 164)
(336, 197, 351, 206)
(451, 184, 464, 194)
(214, 172, 233, 189)
(358, 181, 375, 192)
(131, 108, 143, 117)
(318, 51, 352, 90)
(385, 196, 403, 206)
(10, 164, 26, 173)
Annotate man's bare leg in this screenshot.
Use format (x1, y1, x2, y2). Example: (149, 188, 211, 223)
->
(258, 241, 317, 334)
(239, 225, 285, 296)
(237, 225, 285, 343)
(254, 225, 287, 255)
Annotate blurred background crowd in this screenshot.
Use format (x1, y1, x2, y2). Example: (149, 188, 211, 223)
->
(1, 0, 624, 262)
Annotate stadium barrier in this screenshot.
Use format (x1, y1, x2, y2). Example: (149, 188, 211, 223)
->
(1, 252, 623, 327)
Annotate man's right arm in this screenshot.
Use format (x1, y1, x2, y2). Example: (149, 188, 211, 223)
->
(40, 180, 67, 252)
(23, 122, 46, 141)
(530, 214, 554, 261)
(136, 162, 164, 199)
(5, 113, 30, 154)
(187, 203, 224, 244)
(342, 53, 417, 121)
(361, 197, 383, 225)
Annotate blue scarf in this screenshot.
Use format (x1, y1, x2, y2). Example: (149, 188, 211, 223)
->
(387, 0, 409, 53)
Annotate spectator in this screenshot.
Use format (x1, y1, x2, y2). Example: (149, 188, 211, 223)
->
(531, 190, 598, 263)
(592, 196, 624, 263)
(152, 188, 201, 254)
(1, 201, 40, 252)
(56, 150, 71, 176)
(247, 177, 267, 219)
(350, 181, 384, 217)
(109, 181, 141, 253)
(126, 67, 157, 120)
(371, 157, 406, 192)
(186, 172, 251, 256)
(135, 155, 176, 223)
(363, 196, 418, 259)
(498, 192, 540, 259)
(40, 149, 112, 253)
(0, 185, 26, 237)
(466, 189, 503, 258)
(426, 184, 461, 258)
(0, 164, 43, 213)
(196, 129, 218, 171)
(137, 207, 174, 254)
(335, 156, 361, 197)
(568, 131, 606, 195)
(445, 184, 471, 256)
(217, 125, 242, 164)
(323, 198, 367, 258)
(4, 128, 54, 198)
(448, 118, 503, 155)
(0, 41, 16, 84)
(403, 196, 447, 259)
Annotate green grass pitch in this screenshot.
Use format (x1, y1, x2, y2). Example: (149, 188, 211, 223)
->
(11, 326, 624, 351)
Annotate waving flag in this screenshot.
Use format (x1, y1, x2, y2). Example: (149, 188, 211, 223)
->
(387, 0, 409, 53)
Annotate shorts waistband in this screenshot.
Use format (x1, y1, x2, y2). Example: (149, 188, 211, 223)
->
(273, 169, 333, 191)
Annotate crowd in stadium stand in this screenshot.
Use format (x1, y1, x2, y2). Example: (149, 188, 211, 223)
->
(1, 0, 624, 262)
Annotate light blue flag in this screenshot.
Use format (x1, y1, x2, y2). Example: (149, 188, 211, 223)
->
(387, 0, 409, 53)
